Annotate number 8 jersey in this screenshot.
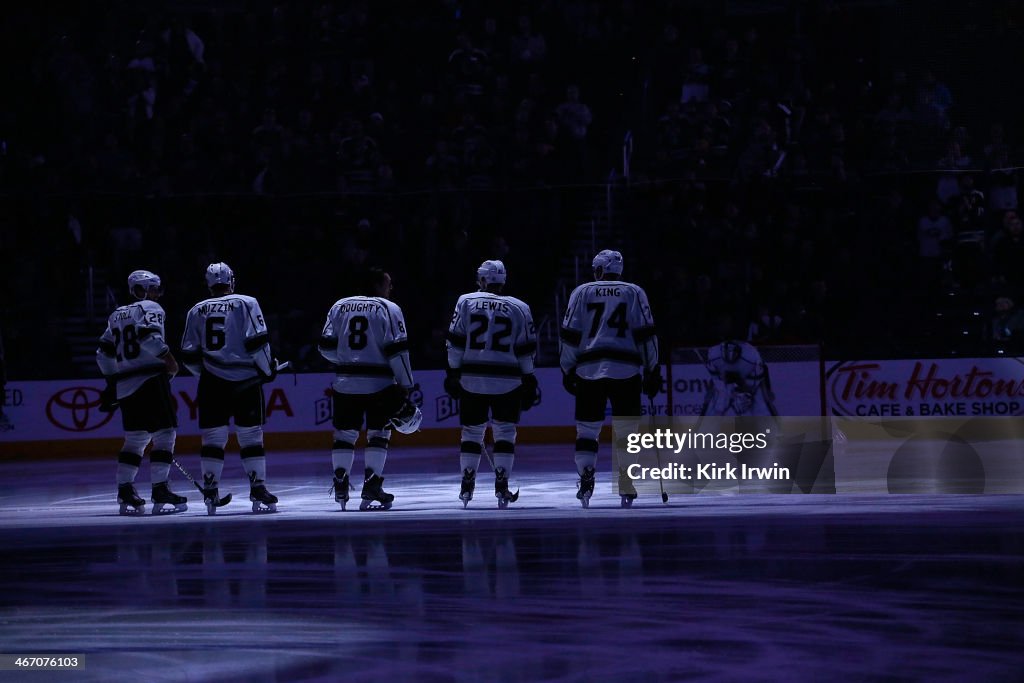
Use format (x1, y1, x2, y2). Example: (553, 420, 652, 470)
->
(181, 294, 271, 382)
(97, 299, 171, 398)
(319, 296, 414, 394)
(560, 280, 658, 380)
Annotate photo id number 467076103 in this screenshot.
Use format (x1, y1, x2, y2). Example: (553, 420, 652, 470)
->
(0, 655, 84, 670)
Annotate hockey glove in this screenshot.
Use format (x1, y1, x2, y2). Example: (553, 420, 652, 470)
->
(99, 379, 119, 414)
(444, 369, 463, 400)
(520, 373, 540, 411)
(729, 389, 753, 414)
(643, 368, 663, 400)
(562, 370, 578, 396)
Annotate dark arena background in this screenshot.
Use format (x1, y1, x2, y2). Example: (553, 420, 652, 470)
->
(1, 2, 1023, 681)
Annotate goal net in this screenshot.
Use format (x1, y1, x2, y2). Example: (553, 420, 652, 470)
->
(662, 344, 826, 417)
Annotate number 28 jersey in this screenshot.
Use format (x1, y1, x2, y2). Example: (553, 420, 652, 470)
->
(319, 296, 414, 395)
(560, 280, 658, 380)
(96, 299, 171, 399)
(180, 294, 271, 382)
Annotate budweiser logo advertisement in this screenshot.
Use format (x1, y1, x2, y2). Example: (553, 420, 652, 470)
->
(827, 360, 1024, 417)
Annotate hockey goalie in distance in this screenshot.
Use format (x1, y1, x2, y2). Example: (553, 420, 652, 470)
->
(700, 340, 779, 418)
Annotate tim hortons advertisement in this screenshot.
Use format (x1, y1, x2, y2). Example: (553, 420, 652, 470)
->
(827, 358, 1024, 417)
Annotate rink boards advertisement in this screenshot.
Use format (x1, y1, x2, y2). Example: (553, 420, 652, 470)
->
(827, 357, 1024, 417)
(0, 361, 825, 444)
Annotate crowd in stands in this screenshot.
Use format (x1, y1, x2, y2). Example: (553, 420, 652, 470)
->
(3, 1, 1024, 378)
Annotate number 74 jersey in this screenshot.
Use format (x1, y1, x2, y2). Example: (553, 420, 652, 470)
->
(560, 280, 658, 380)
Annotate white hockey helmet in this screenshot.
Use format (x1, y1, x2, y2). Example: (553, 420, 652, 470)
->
(127, 270, 163, 299)
(389, 399, 423, 434)
(592, 249, 624, 277)
(205, 262, 235, 292)
(477, 259, 507, 286)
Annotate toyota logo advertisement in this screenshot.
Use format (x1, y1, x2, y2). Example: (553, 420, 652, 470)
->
(45, 387, 116, 432)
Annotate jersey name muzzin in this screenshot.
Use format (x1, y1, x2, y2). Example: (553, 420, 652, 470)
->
(196, 301, 239, 315)
(471, 300, 510, 313)
(593, 286, 621, 297)
(337, 301, 384, 314)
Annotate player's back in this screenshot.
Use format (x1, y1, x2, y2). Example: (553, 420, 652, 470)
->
(183, 293, 266, 381)
(322, 295, 407, 394)
(449, 291, 534, 394)
(561, 280, 655, 380)
(100, 300, 168, 395)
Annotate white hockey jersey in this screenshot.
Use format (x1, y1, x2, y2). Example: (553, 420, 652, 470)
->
(560, 280, 657, 380)
(180, 294, 272, 382)
(701, 340, 778, 416)
(96, 299, 171, 399)
(447, 292, 536, 395)
(319, 296, 414, 394)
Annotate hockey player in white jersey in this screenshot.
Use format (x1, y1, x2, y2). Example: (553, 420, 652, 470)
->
(446, 260, 538, 508)
(180, 262, 279, 514)
(96, 270, 186, 515)
(318, 268, 419, 511)
(560, 250, 661, 508)
(700, 340, 779, 418)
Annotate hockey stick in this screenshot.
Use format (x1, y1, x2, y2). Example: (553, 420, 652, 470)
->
(172, 457, 233, 507)
(648, 398, 669, 503)
(172, 457, 205, 494)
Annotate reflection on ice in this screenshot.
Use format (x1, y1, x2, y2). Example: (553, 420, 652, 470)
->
(1, 510, 1023, 682)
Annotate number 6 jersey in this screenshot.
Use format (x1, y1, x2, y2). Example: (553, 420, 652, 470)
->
(319, 296, 414, 394)
(181, 294, 272, 382)
(560, 280, 658, 380)
(96, 299, 172, 398)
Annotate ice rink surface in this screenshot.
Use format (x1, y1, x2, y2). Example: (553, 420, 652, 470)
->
(1, 445, 1023, 682)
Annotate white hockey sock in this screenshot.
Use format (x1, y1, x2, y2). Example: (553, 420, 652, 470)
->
(150, 463, 170, 483)
(200, 445, 225, 486)
(493, 453, 514, 475)
(575, 452, 597, 476)
(332, 448, 355, 475)
(364, 448, 387, 477)
(117, 463, 139, 486)
(460, 454, 482, 474)
(240, 445, 267, 483)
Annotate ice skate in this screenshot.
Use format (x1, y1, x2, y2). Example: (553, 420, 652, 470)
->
(576, 466, 596, 509)
(202, 473, 232, 516)
(249, 481, 279, 513)
(618, 467, 637, 508)
(359, 468, 394, 510)
(117, 483, 145, 515)
(330, 468, 351, 510)
(494, 467, 519, 509)
(459, 468, 476, 508)
(151, 482, 188, 514)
